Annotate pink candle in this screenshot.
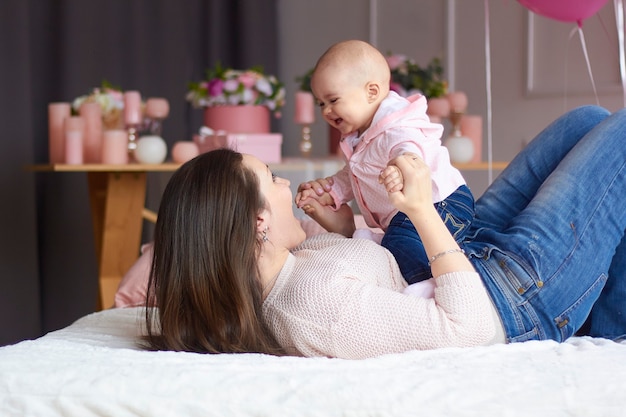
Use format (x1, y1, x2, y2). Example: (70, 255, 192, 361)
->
(294, 91, 315, 124)
(123, 90, 142, 126)
(447, 91, 468, 113)
(48, 102, 71, 163)
(101, 130, 129, 164)
(145, 98, 170, 119)
(79, 101, 103, 163)
(64, 116, 85, 164)
(460, 115, 483, 164)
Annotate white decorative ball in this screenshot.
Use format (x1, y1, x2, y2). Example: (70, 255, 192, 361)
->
(444, 135, 474, 164)
(134, 135, 168, 164)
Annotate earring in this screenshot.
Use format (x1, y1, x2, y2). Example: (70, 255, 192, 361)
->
(261, 226, 269, 243)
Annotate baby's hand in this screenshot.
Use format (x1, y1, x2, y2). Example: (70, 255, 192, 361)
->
(296, 188, 334, 208)
(296, 177, 334, 206)
(379, 165, 404, 193)
(300, 200, 356, 238)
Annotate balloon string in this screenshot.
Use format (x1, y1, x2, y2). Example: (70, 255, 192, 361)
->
(484, 0, 493, 184)
(565, 27, 576, 112)
(577, 27, 600, 105)
(615, 0, 626, 107)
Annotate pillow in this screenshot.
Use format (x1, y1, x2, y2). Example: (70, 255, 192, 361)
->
(114, 243, 153, 308)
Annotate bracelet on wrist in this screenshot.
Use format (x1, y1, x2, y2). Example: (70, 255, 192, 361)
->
(428, 249, 465, 266)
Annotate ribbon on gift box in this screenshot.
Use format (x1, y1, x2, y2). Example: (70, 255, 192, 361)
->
(194, 126, 229, 154)
(194, 126, 283, 163)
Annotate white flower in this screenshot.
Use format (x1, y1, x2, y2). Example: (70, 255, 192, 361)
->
(255, 78, 272, 96)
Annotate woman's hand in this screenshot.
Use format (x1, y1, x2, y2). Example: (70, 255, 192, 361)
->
(385, 154, 475, 276)
(384, 154, 433, 215)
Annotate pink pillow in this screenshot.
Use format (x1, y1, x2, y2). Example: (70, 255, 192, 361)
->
(114, 243, 153, 308)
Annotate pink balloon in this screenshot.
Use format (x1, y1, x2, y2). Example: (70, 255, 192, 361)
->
(518, 0, 609, 26)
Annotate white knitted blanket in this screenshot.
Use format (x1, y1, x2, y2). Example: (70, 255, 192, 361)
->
(1, 307, 625, 417)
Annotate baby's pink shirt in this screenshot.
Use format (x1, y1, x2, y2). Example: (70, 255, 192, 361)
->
(330, 92, 466, 230)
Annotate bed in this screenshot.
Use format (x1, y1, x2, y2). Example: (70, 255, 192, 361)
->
(1, 306, 626, 416)
(4, 215, 626, 416)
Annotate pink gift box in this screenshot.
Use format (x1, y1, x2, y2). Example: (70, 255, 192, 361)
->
(194, 133, 282, 164)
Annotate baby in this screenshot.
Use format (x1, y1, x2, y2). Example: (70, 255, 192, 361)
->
(296, 39, 474, 284)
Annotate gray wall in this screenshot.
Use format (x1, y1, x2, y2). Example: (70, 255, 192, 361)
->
(277, 0, 623, 195)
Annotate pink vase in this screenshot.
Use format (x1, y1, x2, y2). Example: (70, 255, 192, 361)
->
(101, 130, 129, 165)
(79, 101, 103, 163)
(460, 115, 483, 163)
(48, 102, 71, 164)
(203, 105, 270, 134)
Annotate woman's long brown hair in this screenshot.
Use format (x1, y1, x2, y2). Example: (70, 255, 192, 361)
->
(145, 149, 284, 355)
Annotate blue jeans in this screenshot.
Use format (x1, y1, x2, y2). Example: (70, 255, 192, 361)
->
(463, 105, 626, 342)
(382, 185, 475, 284)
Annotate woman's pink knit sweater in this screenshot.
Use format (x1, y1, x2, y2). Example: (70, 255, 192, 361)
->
(263, 233, 499, 359)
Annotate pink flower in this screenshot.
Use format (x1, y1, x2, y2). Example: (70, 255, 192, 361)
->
(386, 54, 406, 70)
(389, 82, 406, 97)
(104, 88, 124, 102)
(207, 79, 224, 97)
(222, 78, 239, 93)
(238, 72, 258, 89)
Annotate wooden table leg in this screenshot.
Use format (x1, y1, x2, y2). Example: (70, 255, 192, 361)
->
(87, 171, 146, 310)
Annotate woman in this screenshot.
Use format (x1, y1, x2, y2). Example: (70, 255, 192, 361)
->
(146, 105, 626, 359)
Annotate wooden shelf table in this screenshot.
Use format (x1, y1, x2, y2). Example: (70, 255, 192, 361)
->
(29, 163, 180, 310)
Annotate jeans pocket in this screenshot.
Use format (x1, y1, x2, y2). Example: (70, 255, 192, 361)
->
(436, 186, 475, 241)
(489, 248, 541, 298)
(555, 273, 607, 340)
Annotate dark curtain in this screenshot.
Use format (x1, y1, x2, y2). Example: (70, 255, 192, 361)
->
(0, 0, 279, 345)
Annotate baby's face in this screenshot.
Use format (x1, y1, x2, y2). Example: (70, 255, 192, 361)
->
(311, 68, 376, 136)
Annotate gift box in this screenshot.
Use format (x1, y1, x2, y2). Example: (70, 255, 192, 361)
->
(194, 133, 282, 163)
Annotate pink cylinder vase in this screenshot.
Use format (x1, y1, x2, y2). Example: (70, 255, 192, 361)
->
(294, 91, 315, 125)
(79, 101, 103, 163)
(64, 116, 85, 165)
(48, 102, 71, 164)
(123, 90, 143, 126)
(101, 130, 129, 164)
(460, 115, 483, 164)
(203, 105, 270, 133)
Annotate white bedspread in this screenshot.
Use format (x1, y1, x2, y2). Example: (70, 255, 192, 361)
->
(1, 307, 626, 417)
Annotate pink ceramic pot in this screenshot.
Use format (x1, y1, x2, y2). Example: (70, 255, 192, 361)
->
(426, 97, 450, 119)
(172, 141, 200, 163)
(203, 105, 270, 133)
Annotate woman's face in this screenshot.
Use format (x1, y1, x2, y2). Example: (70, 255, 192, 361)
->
(243, 154, 306, 249)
